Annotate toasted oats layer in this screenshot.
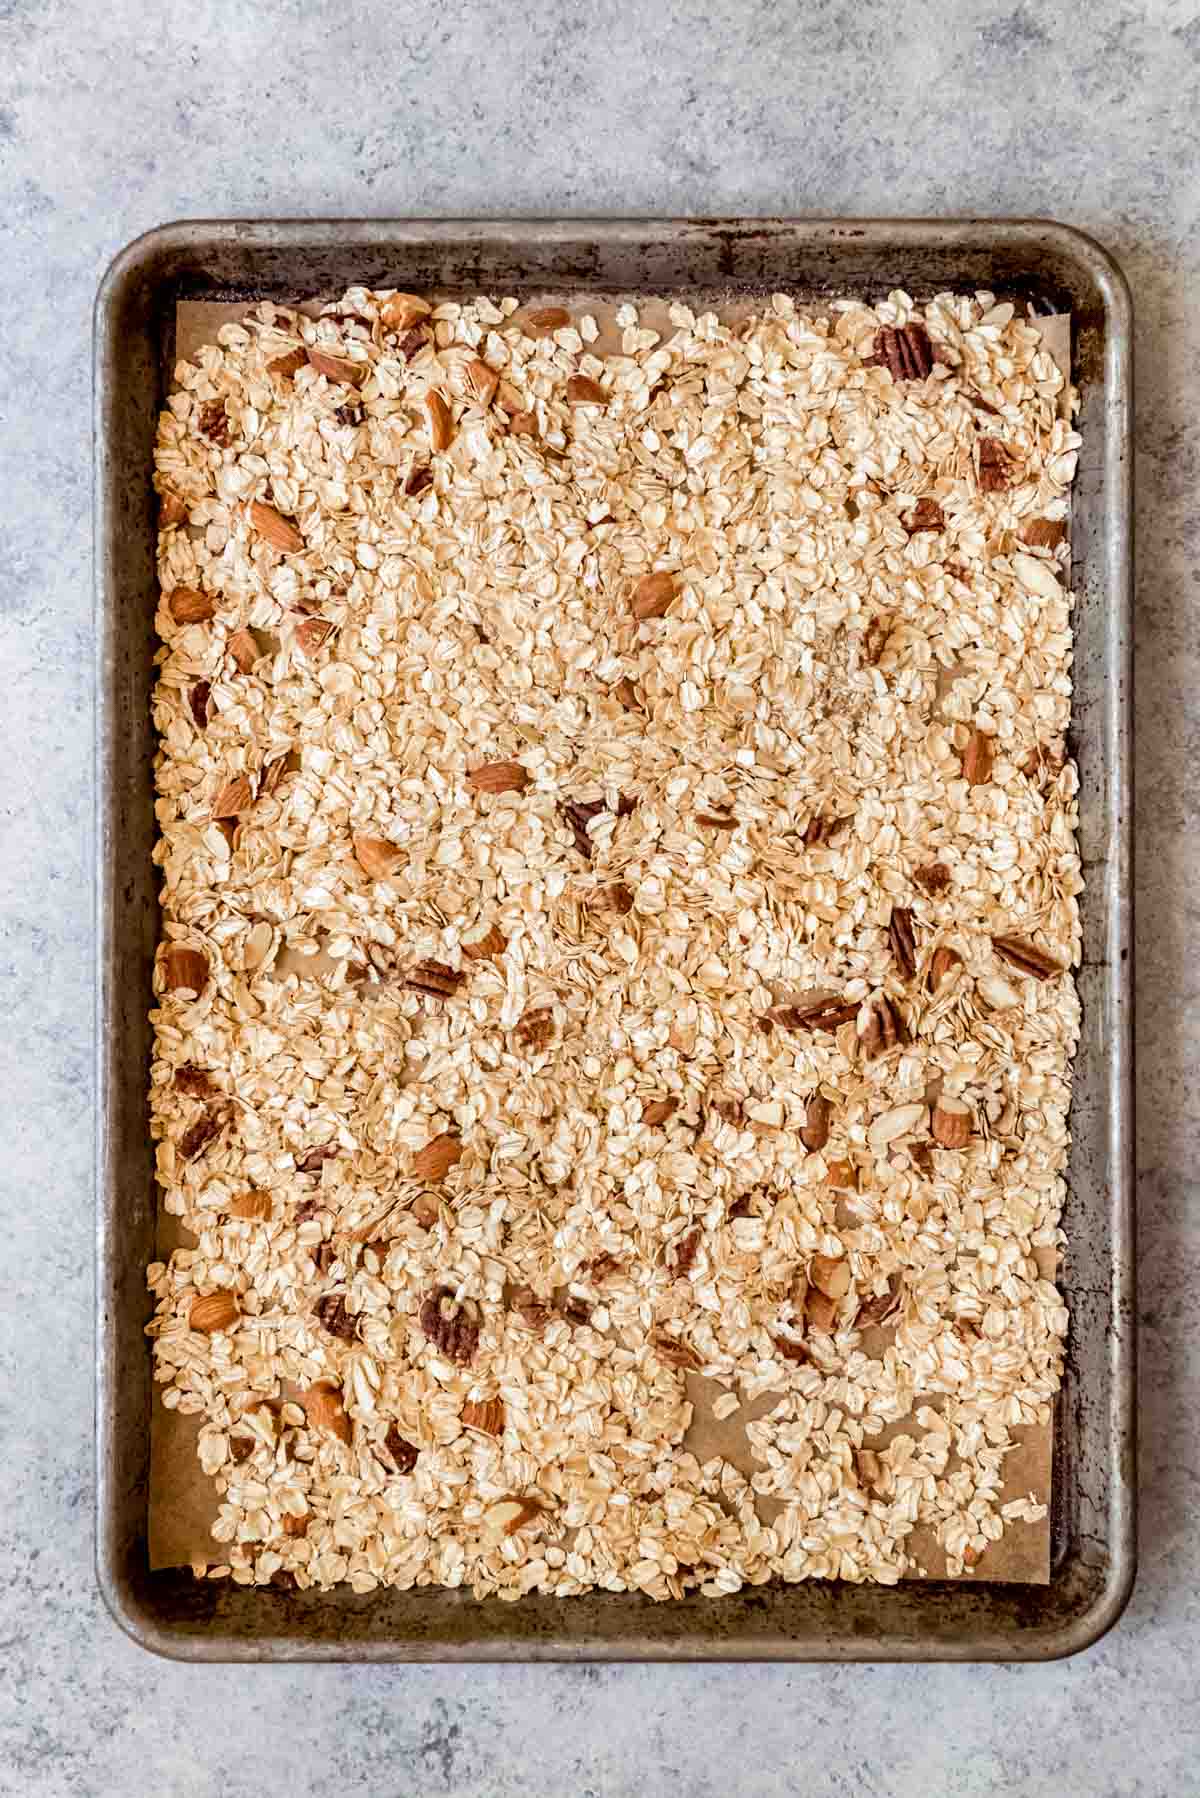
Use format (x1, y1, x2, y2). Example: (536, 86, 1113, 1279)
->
(147, 287, 1079, 1596)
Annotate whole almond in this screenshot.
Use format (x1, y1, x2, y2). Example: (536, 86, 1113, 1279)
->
(523, 306, 571, 332)
(306, 347, 364, 385)
(465, 358, 499, 407)
(962, 728, 994, 786)
(353, 834, 404, 880)
(379, 292, 432, 332)
(641, 1097, 678, 1126)
(167, 585, 214, 625)
(461, 1397, 504, 1437)
(425, 390, 454, 452)
(160, 944, 210, 995)
(190, 1291, 240, 1334)
(932, 1097, 973, 1149)
(929, 945, 963, 991)
(631, 572, 677, 621)
(211, 775, 254, 820)
(225, 1191, 273, 1220)
(227, 628, 259, 673)
(467, 760, 529, 796)
(412, 1132, 463, 1182)
(249, 501, 304, 553)
(567, 374, 607, 406)
(303, 1380, 353, 1445)
(800, 1093, 832, 1151)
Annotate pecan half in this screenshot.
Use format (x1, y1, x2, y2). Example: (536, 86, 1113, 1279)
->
(992, 935, 1063, 980)
(869, 322, 934, 381)
(419, 1289, 481, 1364)
(861, 995, 908, 1060)
(978, 437, 1013, 492)
(314, 1294, 359, 1343)
(405, 960, 465, 998)
(888, 907, 917, 980)
(768, 996, 859, 1035)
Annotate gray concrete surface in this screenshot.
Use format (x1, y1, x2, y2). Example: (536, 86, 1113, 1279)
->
(1, 0, 1195, 1792)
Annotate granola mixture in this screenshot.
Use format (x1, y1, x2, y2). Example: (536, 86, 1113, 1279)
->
(146, 285, 1080, 1597)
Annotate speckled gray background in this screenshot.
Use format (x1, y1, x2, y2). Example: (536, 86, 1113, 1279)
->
(0, 0, 1194, 1791)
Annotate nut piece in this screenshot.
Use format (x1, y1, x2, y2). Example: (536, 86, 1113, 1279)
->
(769, 995, 860, 1035)
(174, 1063, 213, 1096)
(594, 880, 634, 917)
(928, 945, 963, 991)
(159, 489, 189, 526)
(907, 497, 945, 534)
(353, 834, 404, 880)
(854, 1447, 887, 1496)
(268, 346, 309, 380)
(799, 1093, 832, 1152)
(464, 358, 499, 406)
(227, 628, 259, 673)
(412, 1132, 463, 1182)
(670, 1227, 702, 1277)
(1020, 516, 1067, 550)
(303, 1380, 353, 1445)
(249, 500, 304, 553)
(650, 1329, 704, 1371)
(992, 935, 1063, 980)
(226, 1190, 273, 1220)
(419, 1288, 481, 1364)
(914, 862, 951, 896)
(860, 995, 908, 1060)
(888, 906, 916, 980)
(508, 410, 539, 437)
(856, 1278, 901, 1328)
(167, 585, 214, 625)
(405, 959, 465, 998)
(467, 760, 529, 795)
(384, 1424, 419, 1473)
(869, 322, 934, 381)
(978, 437, 1013, 492)
(641, 1097, 678, 1126)
(826, 1159, 859, 1192)
(306, 347, 364, 385)
(160, 944, 210, 995)
(314, 1293, 359, 1342)
(962, 729, 994, 787)
(514, 1007, 555, 1052)
(566, 374, 607, 406)
(211, 775, 254, 821)
(805, 1286, 839, 1333)
(424, 390, 454, 452)
(189, 681, 211, 729)
(294, 616, 334, 656)
(190, 1291, 240, 1334)
(810, 1254, 852, 1301)
(461, 924, 508, 961)
(179, 1108, 225, 1160)
(523, 306, 571, 332)
(483, 1496, 544, 1537)
(631, 571, 678, 621)
(461, 1397, 504, 1437)
(932, 1097, 973, 1148)
(559, 797, 606, 859)
(378, 292, 431, 332)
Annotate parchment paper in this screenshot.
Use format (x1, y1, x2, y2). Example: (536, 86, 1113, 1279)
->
(149, 297, 1070, 1581)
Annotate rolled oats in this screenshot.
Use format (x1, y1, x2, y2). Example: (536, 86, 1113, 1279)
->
(147, 284, 1081, 1599)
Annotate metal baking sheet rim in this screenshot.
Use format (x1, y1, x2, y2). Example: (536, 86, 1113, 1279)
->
(94, 217, 1134, 1662)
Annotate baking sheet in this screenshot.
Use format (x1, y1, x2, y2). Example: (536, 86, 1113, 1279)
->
(148, 296, 1070, 1585)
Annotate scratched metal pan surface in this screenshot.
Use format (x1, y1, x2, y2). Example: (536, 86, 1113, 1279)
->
(94, 218, 1133, 1661)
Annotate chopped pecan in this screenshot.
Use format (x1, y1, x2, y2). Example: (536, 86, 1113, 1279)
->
(978, 437, 1013, 492)
(509, 1284, 554, 1331)
(566, 374, 607, 406)
(404, 463, 433, 496)
(914, 862, 951, 896)
(992, 934, 1063, 981)
(268, 346, 308, 380)
(907, 497, 945, 534)
(802, 812, 842, 847)
(296, 1144, 338, 1174)
(1020, 515, 1067, 550)
(856, 1278, 902, 1329)
(198, 398, 231, 444)
(771, 1332, 809, 1364)
(174, 1063, 213, 1097)
(586, 1252, 620, 1282)
(888, 906, 917, 980)
(594, 880, 634, 917)
(461, 1397, 504, 1436)
(189, 681, 212, 729)
(559, 1296, 592, 1326)
(696, 811, 738, 830)
(179, 1108, 225, 1162)
(860, 995, 908, 1060)
(313, 1240, 336, 1275)
(281, 1512, 308, 1538)
(862, 613, 893, 666)
(559, 797, 605, 859)
(768, 996, 859, 1035)
(333, 401, 363, 427)
(670, 1227, 702, 1277)
(405, 959, 465, 998)
(314, 1293, 358, 1343)
(462, 924, 508, 961)
(419, 1288, 481, 1365)
(514, 1007, 555, 1051)
(868, 322, 935, 381)
(397, 325, 431, 361)
(799, 1093, 832, 1152)
(259, 753, 291, 796)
